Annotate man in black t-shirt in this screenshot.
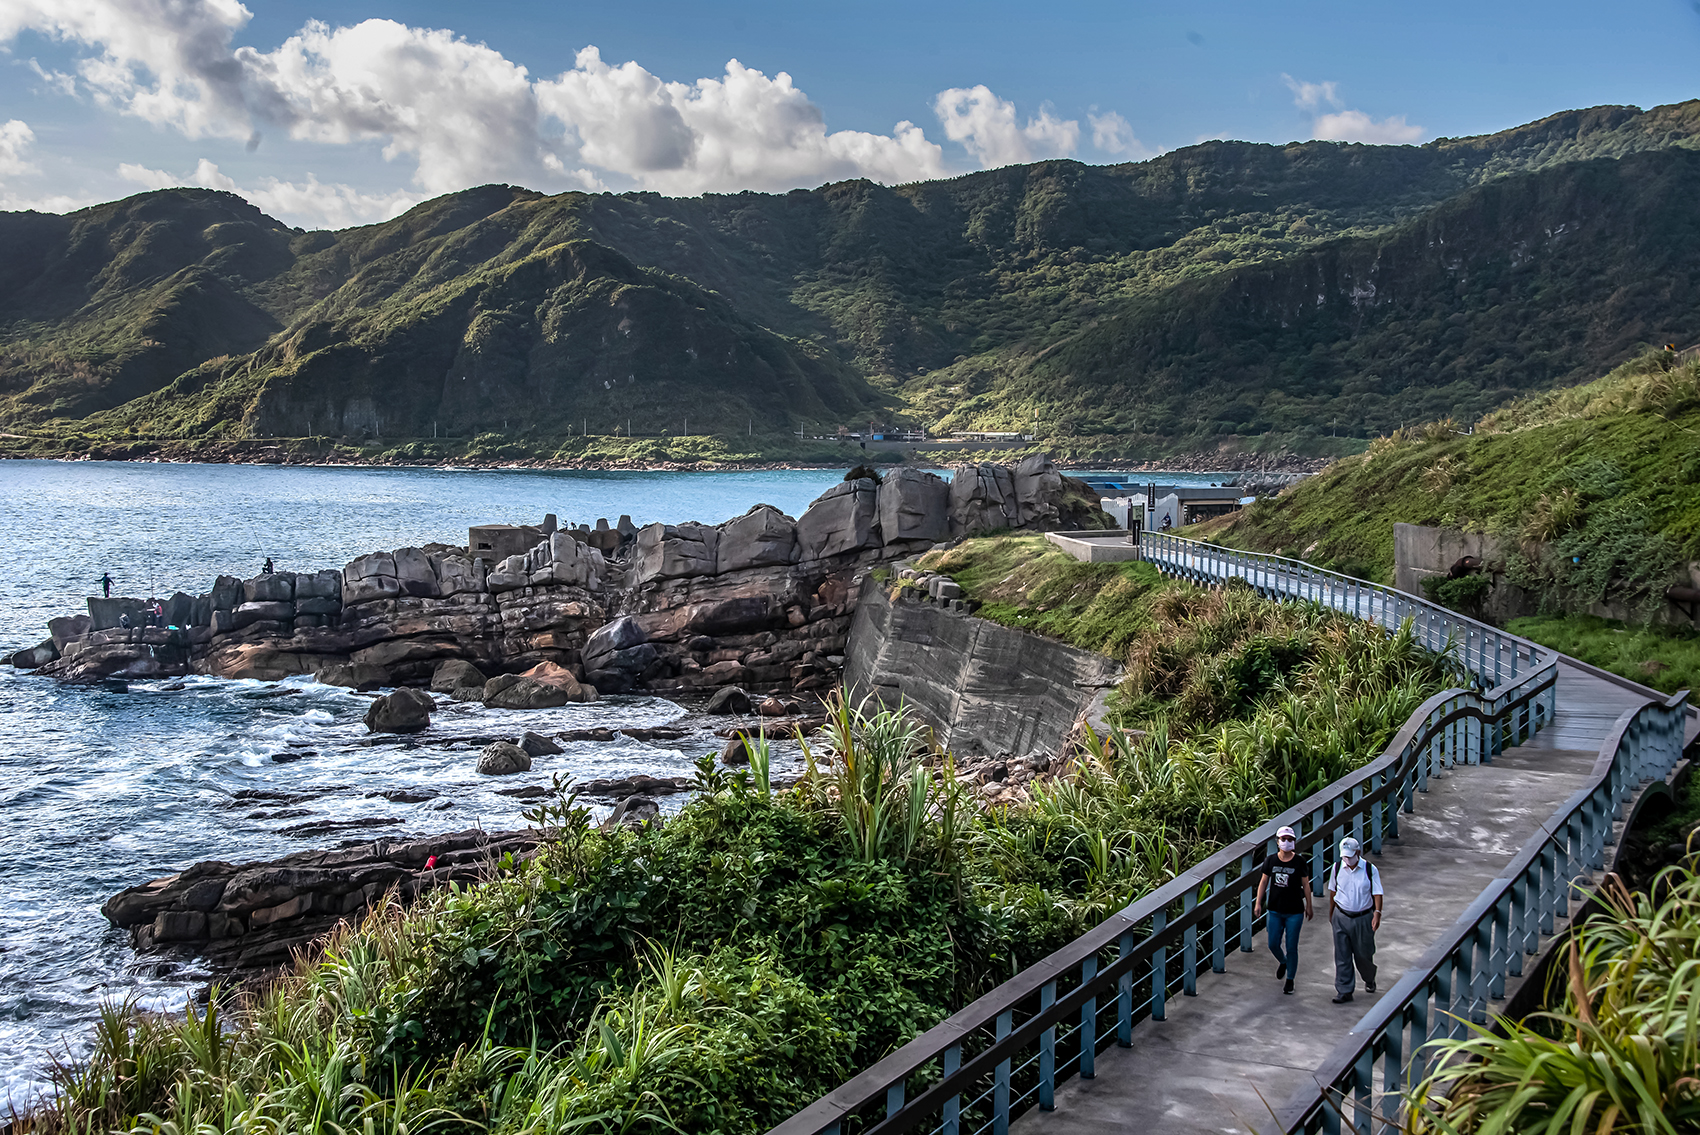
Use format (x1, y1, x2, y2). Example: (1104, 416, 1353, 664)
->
(1253, 825, 1314, 995)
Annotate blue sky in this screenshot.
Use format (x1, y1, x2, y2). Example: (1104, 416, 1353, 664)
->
(1, 0, 1697, 228)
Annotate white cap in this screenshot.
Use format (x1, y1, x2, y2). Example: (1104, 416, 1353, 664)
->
(1340, 837, 1362, 857)
(1276, 826, 1297, 839)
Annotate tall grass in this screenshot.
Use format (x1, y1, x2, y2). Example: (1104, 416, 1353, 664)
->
(1406, 863, 1700, 1134)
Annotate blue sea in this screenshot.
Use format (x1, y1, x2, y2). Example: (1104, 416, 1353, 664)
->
(0, 459, 1231, 1101)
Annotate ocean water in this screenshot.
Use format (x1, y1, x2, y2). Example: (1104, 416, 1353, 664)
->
(0, 459, 1233, 1102)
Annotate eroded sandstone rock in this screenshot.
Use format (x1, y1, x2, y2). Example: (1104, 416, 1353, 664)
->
(477, 740, 531, 775)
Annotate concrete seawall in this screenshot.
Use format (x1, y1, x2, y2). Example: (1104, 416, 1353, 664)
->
(845, 576, 1122, 757)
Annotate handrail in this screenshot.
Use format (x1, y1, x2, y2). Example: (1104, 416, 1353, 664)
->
(768, 535, 1560, 1135)
(1278, 690, 1691, 1134)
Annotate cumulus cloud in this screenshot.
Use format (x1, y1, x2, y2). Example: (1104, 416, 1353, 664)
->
(2, 0, 1099, 207)
(119, 158, 419, 228)
(0, 119, 39, 177)
(536, 48, 946, 193)
(1088, 110, 1151, 159)
(933, 85, 1080, 168)
(1283, 74, 1424, 146)
(1312, 109, 1424, 144)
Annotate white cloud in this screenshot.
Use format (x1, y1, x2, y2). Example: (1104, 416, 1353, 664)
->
(1283, 74, 1424, 146)
(1088, 110, 1152, 159)
(2, 0, 1096, 206)
(0, 119, 39, 177)
(1281, 74, 1341, 111)
(933, 85, 1079, 168)
(536, 49, 947, 193)
(119, 158, 419, 228)
(1312, 109, 1424, 144)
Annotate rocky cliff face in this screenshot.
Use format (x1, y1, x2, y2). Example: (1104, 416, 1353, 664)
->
(28, 457, 1110, 693)
(845, 573, 1122, 763)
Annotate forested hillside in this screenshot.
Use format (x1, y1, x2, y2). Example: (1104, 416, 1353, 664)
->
(5, 100, 1700, 460)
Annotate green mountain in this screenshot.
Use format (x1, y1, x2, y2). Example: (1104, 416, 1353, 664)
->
(6, 100, 1700, 460)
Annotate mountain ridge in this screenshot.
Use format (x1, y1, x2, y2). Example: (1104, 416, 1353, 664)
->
(6, 99, 1700, 460)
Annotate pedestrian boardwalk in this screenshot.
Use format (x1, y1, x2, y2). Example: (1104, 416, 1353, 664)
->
(1012, 663, 1674, 1135)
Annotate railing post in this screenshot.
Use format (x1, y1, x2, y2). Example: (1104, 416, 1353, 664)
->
(943, 1044, 961, 1135)
(1117, 929, 1134, 1045)
(1211, 870, 1227, 972)
(1038, 979, 1056, 1110)
(1381, 1021, 1405, 1131)
(1079, 955, 1099, 1077)
(1151, 910, 1168, 1020)
(1238, 854, 1255, 953)
(993, 1009, 1012, 1135)
(886, 1082, 905, 1121)
(1182, 890, 1198, 995)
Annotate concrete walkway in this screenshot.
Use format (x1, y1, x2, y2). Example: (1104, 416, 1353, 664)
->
(1012, 663, 1660, 1135)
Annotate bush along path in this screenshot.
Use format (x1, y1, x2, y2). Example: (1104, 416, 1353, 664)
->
(30, 581, 1459, 1135)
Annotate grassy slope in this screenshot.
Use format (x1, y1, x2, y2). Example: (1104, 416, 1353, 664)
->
(10, 104, 1700, 458)
(1199, 354, 1700, 583)
(1195, 353, 1700, 691)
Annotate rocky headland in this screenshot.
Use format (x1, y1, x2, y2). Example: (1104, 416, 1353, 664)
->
(18, 456, 1108, 698)
(53, 457, 1113, 976)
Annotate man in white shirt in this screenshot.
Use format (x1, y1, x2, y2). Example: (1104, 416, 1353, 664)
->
(1325, 836, 1383, 1003)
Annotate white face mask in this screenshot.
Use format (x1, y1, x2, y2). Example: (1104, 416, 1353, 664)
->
(1344, 854, 1360, 867)
(1277, 838, 1295, 850)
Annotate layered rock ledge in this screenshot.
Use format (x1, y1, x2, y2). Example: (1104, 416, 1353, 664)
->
(20, 457, 1107, 696)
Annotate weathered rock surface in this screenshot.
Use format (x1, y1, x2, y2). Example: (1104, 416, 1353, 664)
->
(430, 658, 486, 692)
(477, 741, 532, 775)
(34, 457, 1107, 696)
(706, 686, 753, 714)
(845, 573, 1121, 757)
(364, 688, 434, 733)
(101, 829, 540, 972)
(482, 674, 568, 710)
(520, 730, 564, 756)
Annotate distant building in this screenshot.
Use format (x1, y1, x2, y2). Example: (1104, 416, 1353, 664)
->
(468, 523, 546, 561)
(1091, 482, 1253, 529)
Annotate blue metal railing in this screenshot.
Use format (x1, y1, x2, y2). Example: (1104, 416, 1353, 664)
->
(1280, 690, 1691, 1134)
(767, 536, 1560, 1135)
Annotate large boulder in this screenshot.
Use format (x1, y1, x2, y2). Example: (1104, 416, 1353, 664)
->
(582, 617, 647, 671)
(530, 532, 604, 588)
(321, 663, 390, 691)
(343, 553, 401, 604)
(476, 741, 532, 775)
(10, 639, 56, 669)
(393, 548, 439, 598)
(1011, 454, 1067, 528)
(245, 573, 294, 603)
(705, 686, 753, 714)
(520, 730, 564, 757)
(634, 522, 719, 582)
(719, 505, 799, 572)
(209, 575, 244, 612)
(518, 661, 597, 702)
(431, 553, 487, 596)
(48, 614, 92, 652)
(482, 674, 569, 710)
(878, 468, 950, 545)
(796, 479, 879, 560)
(364, 688, 434, 734)
(430, 658, 487, 692)
(949, 463, 1019, 536)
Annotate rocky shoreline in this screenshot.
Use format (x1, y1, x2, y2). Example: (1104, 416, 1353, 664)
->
(14, 457, 1107, 695)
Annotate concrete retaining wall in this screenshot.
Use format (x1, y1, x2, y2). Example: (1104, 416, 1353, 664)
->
(844, 577, 1121, 757)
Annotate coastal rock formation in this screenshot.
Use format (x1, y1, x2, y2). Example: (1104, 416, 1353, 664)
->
(100, 828, 539, 972)
(477, 741, 532, 775)
(32, 458, 1109, 695)
(364, 688, 434, 733)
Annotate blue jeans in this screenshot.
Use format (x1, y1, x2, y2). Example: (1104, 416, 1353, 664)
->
(1267, 911, 1304, 979)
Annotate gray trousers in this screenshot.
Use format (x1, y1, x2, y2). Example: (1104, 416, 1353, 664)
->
(1331, 909, 1377, 995)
